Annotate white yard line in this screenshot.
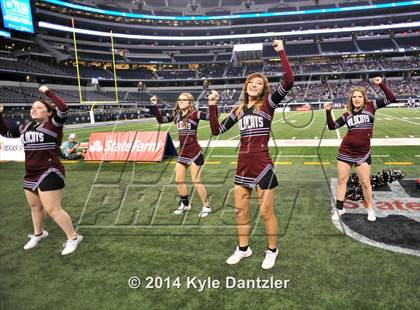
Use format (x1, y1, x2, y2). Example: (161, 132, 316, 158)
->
(189, 138, 419, 147)
(376, 112, 420, 126)
(278, 155, 319, 157)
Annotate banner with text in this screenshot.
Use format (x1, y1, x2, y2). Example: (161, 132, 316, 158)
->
(85, 131, 177, 161)
(0, 135, 25, 161)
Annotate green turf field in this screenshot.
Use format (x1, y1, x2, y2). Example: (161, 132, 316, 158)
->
(66, 108, 420, 143)
(1, 108, 419, 309)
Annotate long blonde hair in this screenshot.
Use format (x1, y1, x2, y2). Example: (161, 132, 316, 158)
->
(235, 73, 270, 116)
(173, 92, 195, 124)
(346, 86, 369, 112)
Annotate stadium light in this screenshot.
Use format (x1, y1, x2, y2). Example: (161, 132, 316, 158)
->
(42, 0, 420, 22)
(38, 21, 420, 41)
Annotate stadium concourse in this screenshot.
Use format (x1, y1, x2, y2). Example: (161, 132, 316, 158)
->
(0, 0, 419, 309)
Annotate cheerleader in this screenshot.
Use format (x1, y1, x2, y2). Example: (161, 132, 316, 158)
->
(0, 86, 83, 255)
(325, 77, 397, 222)
(208, 40, 294, 269)
(150, 93, 211, 217)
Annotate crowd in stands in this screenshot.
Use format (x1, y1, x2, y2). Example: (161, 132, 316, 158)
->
(1, 77, 418, 127)
(1, 78, 418, 107)
(387, 79, 417, 98)
(225, 65, 245, 77)
(1, 104, 152, 126)
(201, 89, 239, 110)
(157, 70, 197, 79)
(1, 56, 418, 80)
(198, 64, 226, 78)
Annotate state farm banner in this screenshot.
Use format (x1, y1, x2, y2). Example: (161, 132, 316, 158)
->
(85, 131, 177, 161)
(0, 136, 25, 161)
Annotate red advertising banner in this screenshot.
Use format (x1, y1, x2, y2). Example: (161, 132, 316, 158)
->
(296, 106, 311, 111)
(85, 131, 177, 161)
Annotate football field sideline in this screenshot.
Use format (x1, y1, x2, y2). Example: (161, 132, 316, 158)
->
(173, 137, 419, 147)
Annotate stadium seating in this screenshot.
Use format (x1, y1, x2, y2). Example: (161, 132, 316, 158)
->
(0, 0, 418, 123)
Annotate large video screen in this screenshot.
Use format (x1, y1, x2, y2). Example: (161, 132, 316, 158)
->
(0, 0, 34, 33)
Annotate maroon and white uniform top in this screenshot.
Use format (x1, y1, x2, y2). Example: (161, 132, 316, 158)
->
(326, 82, 396, 165)
(151, 106, 209, 165)
(209, 50, 294, 188)
(0, 90, 68, 191)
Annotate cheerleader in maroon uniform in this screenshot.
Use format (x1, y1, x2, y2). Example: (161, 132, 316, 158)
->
(150, 93, 211, 217)
(208, 40, 294, 269)
(0, 86, 82, 255)
(325, 77, 397, 222)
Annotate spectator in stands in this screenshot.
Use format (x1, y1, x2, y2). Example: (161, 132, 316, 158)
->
(61, 133, 85, 160)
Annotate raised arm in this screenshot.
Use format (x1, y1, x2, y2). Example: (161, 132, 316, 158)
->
(208, 90, 237, 135)
(40, 86, 68, 128)
(0, 105, 21, 138)
(324, 102, 346, 130)
(209, 107, 239, 135)
(269, 40, 294, 108)
(150, 95, 174, 123)
(372, 77, 397, 109)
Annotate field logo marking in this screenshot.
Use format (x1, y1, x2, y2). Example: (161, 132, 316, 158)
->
(329, 178, 420, 257)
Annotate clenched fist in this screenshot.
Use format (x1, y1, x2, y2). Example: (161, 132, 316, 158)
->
(372, 77, 382, 85)
(39, 85, 49, 93)
(208, 90, 219, 106)
(324, 102, 333, 111)
(273, 40, 284, 52)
